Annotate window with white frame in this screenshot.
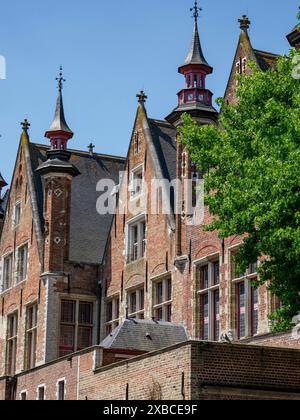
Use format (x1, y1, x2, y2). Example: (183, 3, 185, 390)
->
(153, 277, 172, 322)
(37, 385, 45, 401)
(127, 218, 146, 263)
(2, 253, 13, 291)
(13, 200, 21, 227)
(231, 250, 259, 339)
(17, 243, 28, 283)
(57, 380, 66, 401)
(127, 287, 144, 319)
(130, 165, 144, 198)
(25, 304, 38, 370)
(20, 391, 27, 400)
(6, 312, 18, 375)
(59, 300, 94, 357)
(197, 259, 220, 341)
(105, 296, 120, 336)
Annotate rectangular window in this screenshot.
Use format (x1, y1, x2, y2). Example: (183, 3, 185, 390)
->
(198, 259, 220, 341)
(231, 251, 259, 339)
(20, 391, 27, 401)
(131, 166, 144, 198)
(237, 282, 246, 339)
(153, 278, 172, 322)
(3, 254, 13, 291)
(251, 287, 259, 336)
(37, 386, 45, 401)
(17, 244, 28, 283)
(128, 287, 145, 319)
(127, 219, 146, 263)
(105, 296, 120, 335)
(213, 290, 220, 342)
(25, 304, 38, 370)
(7, 312, 18, 375)
(57, 381, 65, 401)
(59, 300, 93, 357)
(202, 293, 209, 340)
(14, 201, 21, 226)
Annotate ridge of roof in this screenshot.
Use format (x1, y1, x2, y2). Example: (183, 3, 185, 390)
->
(31, 142, 126, 161)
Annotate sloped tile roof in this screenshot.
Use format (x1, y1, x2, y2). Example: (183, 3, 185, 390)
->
(101, 319, 189, 352)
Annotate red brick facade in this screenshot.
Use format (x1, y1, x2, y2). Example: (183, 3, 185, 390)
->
(0, 11, 299, 401)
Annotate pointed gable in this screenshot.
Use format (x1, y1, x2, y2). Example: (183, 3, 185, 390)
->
(224, 16, 279, 105)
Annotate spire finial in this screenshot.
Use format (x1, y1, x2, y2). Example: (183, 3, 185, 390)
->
(239, 15, 251, 31)
(136, 90, 148, 104)
(21, 119, 30, 132)
(190, 1, 202, 21)
(56, 66, 66, 92)
(87, 142, 95, 156)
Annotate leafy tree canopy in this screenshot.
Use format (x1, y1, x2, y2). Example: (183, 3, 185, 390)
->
(180, 50, 300, 331)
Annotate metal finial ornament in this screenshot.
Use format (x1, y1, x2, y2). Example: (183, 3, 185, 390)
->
(56, 66, 66, 92)
(190, 1, 202, 20)
(21, 119, 30, 131)
(88, 142, 95, 155)
(136, 90, 148, 104)
(239, 15, 251, 31)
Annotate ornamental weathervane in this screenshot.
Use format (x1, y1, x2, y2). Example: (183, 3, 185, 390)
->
(190, 1, 202, 20)
(56, 66, 66, 92)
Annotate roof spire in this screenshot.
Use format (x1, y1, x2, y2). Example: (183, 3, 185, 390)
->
(45, 66, 73, 151)
(239, 15, 251, 32)
(180, 1, 211, 70)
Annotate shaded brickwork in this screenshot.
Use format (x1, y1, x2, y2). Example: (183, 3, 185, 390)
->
(2, 339, 299, 400)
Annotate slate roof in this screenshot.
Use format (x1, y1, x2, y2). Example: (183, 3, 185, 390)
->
(0, 190, 9, 216)
(181, 20, 211, 69)
(46, 91, 73, 136)
(254, 49, 279, 71)
(29, 143, 125, 264)
(148, 119, 177, 182)
(100, 319, 189, 352)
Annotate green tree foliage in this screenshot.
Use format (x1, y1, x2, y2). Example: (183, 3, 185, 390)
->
(180, 51, 300, 331)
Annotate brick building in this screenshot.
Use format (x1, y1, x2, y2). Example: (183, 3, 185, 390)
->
(0, 3, 300, 400)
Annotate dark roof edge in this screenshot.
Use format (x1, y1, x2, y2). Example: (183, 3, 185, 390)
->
(31, 142, 126, 162)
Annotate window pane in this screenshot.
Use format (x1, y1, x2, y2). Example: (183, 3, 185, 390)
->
(129, 292, 137, 314)
(61, 301, 76, 323)
(214, 290, 220, 341)
(78, 302, 93, 325)
(58, 382, 65, 401)
(38, 387, 45, 401)
(238, 283, 246, 339)
(166, 279, 172, 301)
(202, 293, 209, 340)
(106, 301, 113, 322)
(200, 265, 209, 289)
(18, 245, 28, 282)
(166, 304, 172, 322)
(154, 307, 163, 322)
(139, 289, 145, 310)
(156, 282, 163, 305)
(3, 255, 12, 290)
(213, 262, 220, 286)
(59, 325, 75, 350)
(251, 287, 259, 336)
(77, 326, 92, 350)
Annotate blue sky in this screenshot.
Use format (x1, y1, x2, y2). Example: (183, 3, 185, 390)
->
(0, 0, 298, 184)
